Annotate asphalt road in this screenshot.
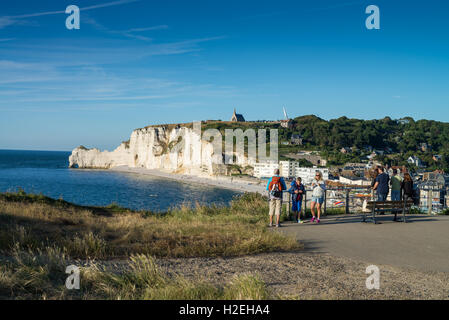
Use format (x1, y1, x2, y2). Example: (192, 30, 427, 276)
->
(279, 214, 449, 273)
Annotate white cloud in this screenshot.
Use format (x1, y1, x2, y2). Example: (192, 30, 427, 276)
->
(0, 36, 224, 67)
(83, 15, 167, 42)
(0, 59, 238, 111)
(80, 0, 140, 11)
(0, 0, 141, 29)
(126, 25, 169, 33)
(0, 17, 15, 28)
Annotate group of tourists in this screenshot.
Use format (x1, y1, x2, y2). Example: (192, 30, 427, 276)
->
(371, 165, 415, 202)
(266, 169, 325, 227)
(266, 165, 415, 227)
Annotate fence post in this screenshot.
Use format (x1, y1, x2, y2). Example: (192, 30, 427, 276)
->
(323, 189, 327, 216)
(444, 193, 446, 209)
(345, 189, 350, 215)
(428, 188, 432, 215)
(304, 191, 307, 217)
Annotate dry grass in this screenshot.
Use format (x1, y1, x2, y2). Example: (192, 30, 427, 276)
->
(0, 191, 298, 299)
(0, 247, 271, 300)
(0, 192, 300, 259)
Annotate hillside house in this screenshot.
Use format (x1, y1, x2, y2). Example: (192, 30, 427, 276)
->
(290, 134, 303, 145)
(408, 156, 424, 168)
(420, 143, 430, 152)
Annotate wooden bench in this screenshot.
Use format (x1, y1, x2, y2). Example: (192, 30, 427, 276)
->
(364, 199, 414, 224)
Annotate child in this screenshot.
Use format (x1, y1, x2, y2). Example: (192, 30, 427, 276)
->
(288, 177, 305, 223)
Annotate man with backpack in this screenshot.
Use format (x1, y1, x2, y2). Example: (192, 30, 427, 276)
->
(266, 168, 287, 228)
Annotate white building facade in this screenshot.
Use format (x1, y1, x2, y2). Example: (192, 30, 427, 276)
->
(254, 160, 328, 185)
(294, 166, 329, 185)
(339, 176, 371, 186)
(253, 160, 279, 178)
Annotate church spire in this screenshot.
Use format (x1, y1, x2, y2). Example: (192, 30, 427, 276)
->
(283, 106, 288, 120)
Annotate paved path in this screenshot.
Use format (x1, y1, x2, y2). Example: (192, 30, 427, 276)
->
(279, 214, 449, 273)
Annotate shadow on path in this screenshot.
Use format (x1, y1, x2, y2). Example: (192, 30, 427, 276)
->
(279, 214, 449, 272)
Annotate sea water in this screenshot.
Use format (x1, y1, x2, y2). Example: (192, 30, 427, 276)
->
(0, 150, 241, 211)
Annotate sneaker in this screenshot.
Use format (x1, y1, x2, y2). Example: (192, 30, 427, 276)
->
(297, 220, 304, 224)
(316, 219, 320, 224)
(311, 217, 316, 223)
(275, 224, 280, 228)
(269, 223, 273, 227)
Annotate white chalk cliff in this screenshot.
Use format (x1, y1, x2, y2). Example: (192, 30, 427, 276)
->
(69, 124, 254, 176)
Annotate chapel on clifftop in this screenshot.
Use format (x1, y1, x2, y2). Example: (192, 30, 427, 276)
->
(230, 108, 246, 122)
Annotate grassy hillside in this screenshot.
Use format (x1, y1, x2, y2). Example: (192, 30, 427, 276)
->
(0, 191, 299, 259)
(0, 191, 300, 299)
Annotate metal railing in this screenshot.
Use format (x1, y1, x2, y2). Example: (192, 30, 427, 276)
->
(281, 186, 448, 216)
(416, 186, 448, 214)
(281, 187, 371, 216)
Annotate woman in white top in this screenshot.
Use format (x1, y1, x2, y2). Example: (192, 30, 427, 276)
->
(310, 171, 326, 223)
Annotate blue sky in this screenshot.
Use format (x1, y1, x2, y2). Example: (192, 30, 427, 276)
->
(0, 0, 448, 151)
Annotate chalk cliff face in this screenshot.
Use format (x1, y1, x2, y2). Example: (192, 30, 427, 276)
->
(69, 124, 254, 176)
